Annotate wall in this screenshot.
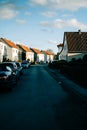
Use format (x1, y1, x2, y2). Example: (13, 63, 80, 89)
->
(0, 42, 7, 62)
(67, 52, 87, 61)
(12, 48, 18, 61)
(37, 53, 44, 62)
(26, 52, 34, 62)
(59, 36, 68, 61)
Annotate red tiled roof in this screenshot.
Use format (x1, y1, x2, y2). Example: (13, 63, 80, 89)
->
(46, 51, 54, 55)
(30, 48, 42, 54)
(18, 44, 32, 52)
(41, 50, 47, 54)
(41, 50, 54, 55)
(64, 31, 87, 52)
(1, 38, 18, 49)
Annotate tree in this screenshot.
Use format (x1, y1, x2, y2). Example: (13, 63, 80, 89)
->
(46, 49, 54, 53)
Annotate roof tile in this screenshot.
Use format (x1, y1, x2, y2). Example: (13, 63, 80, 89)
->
(17, 44, 32, 52)
(65, 32, 87, 52)
(1, 38, 18, 49)
(30, 48, 42, 54)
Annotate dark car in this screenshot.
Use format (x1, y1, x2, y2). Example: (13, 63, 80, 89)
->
(21, 60, 31, 68)
(15, 62, 23, 75)
(0, 63, 17, 89)
(2, 62, 19, 79)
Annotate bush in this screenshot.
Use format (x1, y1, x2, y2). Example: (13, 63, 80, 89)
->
(82, 54, 87, 64)
(48, 60, 68, 69)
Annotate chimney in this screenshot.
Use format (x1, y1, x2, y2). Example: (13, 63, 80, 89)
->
(78, 29, 81, 35)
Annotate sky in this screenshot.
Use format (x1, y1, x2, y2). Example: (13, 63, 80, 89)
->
(0, 0, 87, 54)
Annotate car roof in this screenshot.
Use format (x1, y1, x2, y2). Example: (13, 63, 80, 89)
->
(3, 62, 16, 65)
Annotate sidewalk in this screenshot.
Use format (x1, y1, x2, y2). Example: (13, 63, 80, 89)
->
(45, 66, 87, 104)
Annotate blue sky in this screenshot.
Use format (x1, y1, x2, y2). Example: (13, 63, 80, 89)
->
(0, 0, 87, 54)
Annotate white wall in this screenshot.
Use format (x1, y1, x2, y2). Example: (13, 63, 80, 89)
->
(26, 52, 34, 62)
(59, 36, 68, 61)
(67, 52, 87, 61)
(0, 42, 4, 62)
(37, 53, 44, 62)
(42, 53, 50, 63)
(44, 54, 54, 63)
(0, 42, 7, 62)
(12, 48, 18, 61)
(49, 55, 54, 62)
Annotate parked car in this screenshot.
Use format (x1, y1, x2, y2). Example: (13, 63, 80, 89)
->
(21, 60, 31, 68)
(2, 62, 19, 79)
(15, 62, 23, 75)
(0, 63, 17, 89)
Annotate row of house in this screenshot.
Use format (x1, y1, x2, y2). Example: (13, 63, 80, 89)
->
(1, 30, 86, 63)
(57, 30, 87, 62)
(0, 38, 54, 63)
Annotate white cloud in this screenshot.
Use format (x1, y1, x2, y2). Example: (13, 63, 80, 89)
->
(40, 18, 87, 30)
(41, 28, 53, 33)
(29, 0, 47, 6)
(0, 3, 18, 19)
(53, 19, 65, 28)
(0, 8, 18, 20)
(16, 19, 27, 24)
(40, 21, 52, 27)
(41, 11, 57, 18)
(48, 40, 57, 44)
(68, 19, 87, 30)
(29, 0, 87, 11)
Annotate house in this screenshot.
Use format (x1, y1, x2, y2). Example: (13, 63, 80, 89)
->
(57, 30, 87, 62)
(30, 48, 44, 63)
(46, 51, 54, 62)
(41, 50, 49, 63)
(41, 50, 54, 63)
(0, 39, 7, 62)
(0, 38, 19, 61)
(17, 44, 34, 62)
(57, 43, 64, 60)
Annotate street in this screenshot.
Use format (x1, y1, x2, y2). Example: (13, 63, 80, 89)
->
(0, 64, 87, 130)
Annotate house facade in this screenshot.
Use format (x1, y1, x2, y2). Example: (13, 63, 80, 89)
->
(57, 30, 87, 62)
(0, 38, 19, 61)
(46, 51, 54, 62)
(0, 37, 55, 63)
(41, 50, 54, 63)
(17, 44, 34, 62)
(41, 50, 49, 63)
(0, 40, 7, 62)
(30, 48, 44, 63)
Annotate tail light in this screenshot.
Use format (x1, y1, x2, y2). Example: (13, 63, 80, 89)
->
(0, 76, 8, 80)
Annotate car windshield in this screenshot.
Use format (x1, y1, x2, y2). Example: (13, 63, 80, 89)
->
(5, 63, 13, 68)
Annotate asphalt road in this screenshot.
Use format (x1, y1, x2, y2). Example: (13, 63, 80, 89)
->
(0, 64, 87, 130)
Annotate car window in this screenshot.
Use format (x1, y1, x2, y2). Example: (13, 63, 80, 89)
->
(6, 66, 12, 71)
(16, 62, 20, 67)
(5, 63, 13, 68)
